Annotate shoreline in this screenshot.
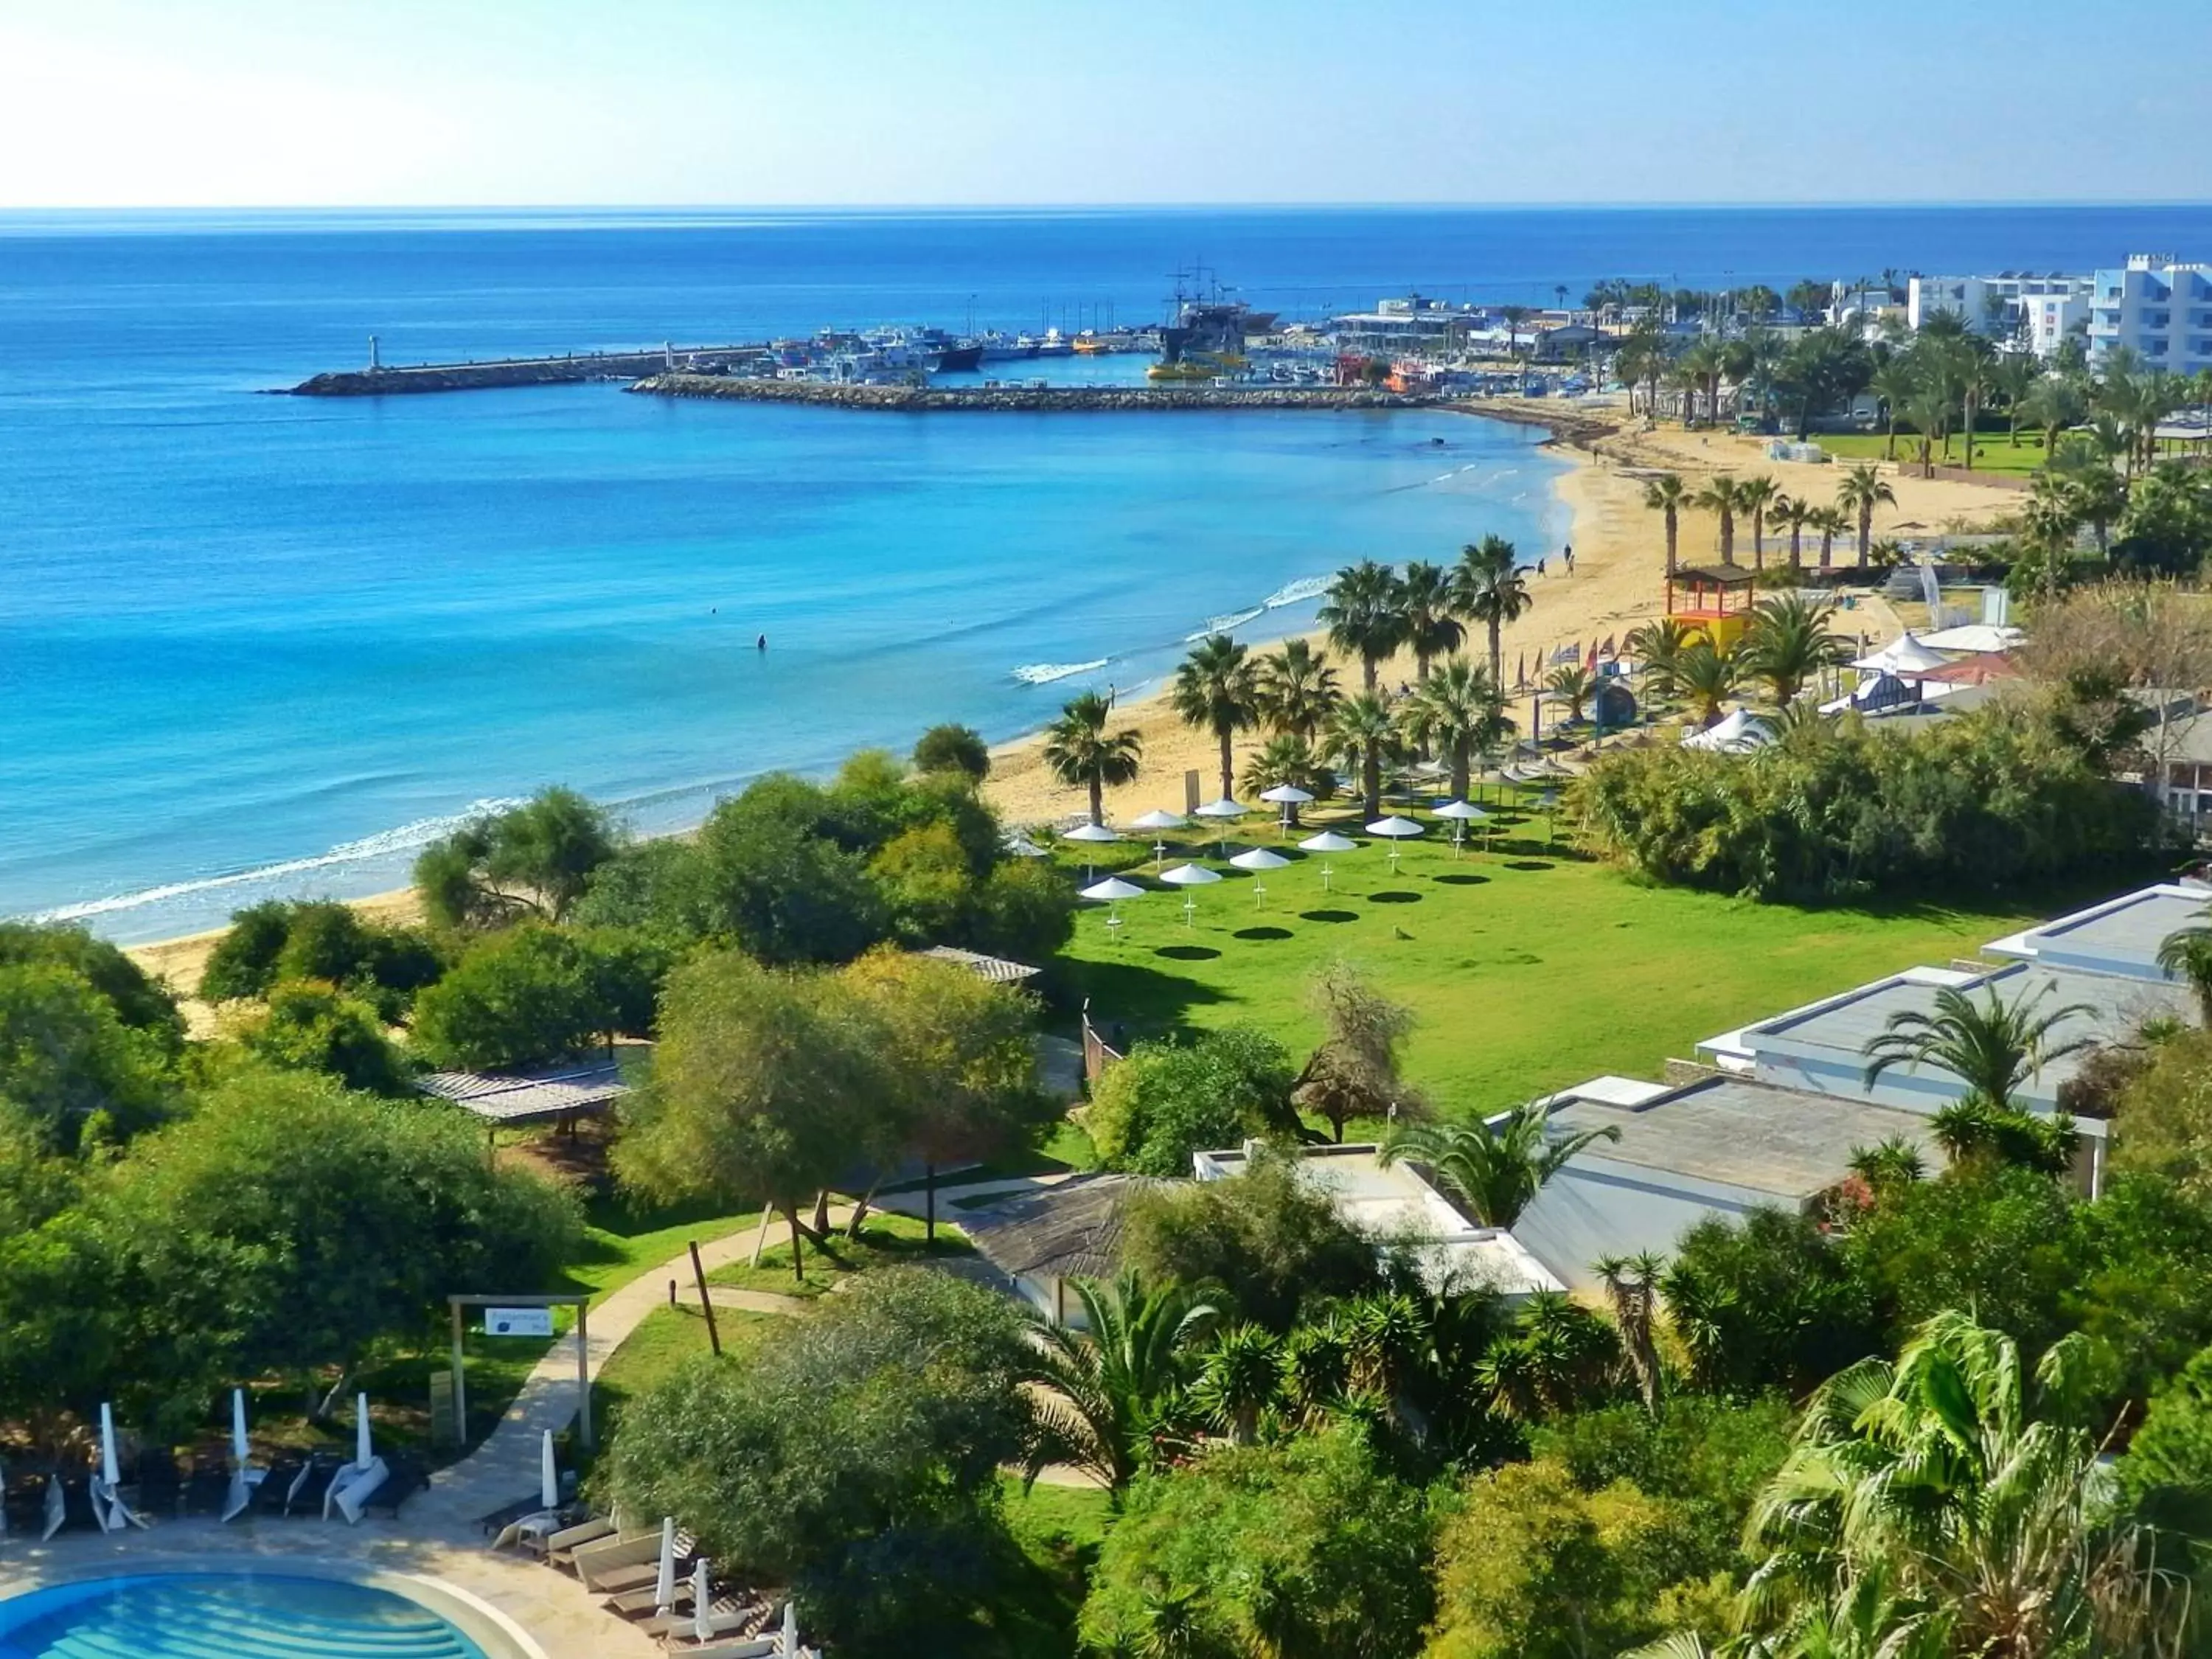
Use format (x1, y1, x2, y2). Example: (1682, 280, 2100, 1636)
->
(121, 400, 2022, 997)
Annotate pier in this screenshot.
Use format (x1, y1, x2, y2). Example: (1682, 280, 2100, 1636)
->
(625, 375, 1453, 412)
(285, 341, 767, 396)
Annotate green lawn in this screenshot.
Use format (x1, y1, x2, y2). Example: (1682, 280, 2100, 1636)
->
(1057, 824, 2050, 1113)
(562, 1192, 768, 1301)
(1814, 428, 2053, 479)
(709, 1210, 977, 1298)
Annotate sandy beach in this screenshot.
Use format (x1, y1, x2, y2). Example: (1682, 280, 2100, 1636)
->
(125, 398, 2023, 1002)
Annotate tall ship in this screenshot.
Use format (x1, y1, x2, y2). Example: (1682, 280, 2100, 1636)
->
(1148, 268, 1271, 382)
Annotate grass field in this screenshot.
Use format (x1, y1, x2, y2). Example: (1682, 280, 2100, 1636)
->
(1815, 428, 2053, 479)
(709, 1210, 975, 1297)
(1056, 825, 2051, 1113)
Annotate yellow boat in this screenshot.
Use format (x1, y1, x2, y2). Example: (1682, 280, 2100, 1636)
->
(1146, 360, 1214, 382)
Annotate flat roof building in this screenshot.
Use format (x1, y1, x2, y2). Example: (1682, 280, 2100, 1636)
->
(2090, 256, 2212, 375)
(1984, 881, 2210, 983)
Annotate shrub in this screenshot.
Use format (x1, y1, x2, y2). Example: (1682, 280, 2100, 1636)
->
(241, 979, 412, 1096)
(411, 925, 663, 1071)
(911, 723, 992, 782)
(1086, 1026, 1301, 1177)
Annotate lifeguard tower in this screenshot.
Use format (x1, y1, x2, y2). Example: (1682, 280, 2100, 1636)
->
(1663, 563, 1759, 651)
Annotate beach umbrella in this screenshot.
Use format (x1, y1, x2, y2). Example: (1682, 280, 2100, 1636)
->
(1158, 862, 1222, 928)
(540, 1428, 559, 1510)
(1230, 845, 1290, 906)
(232, 1388, 250, 1465)
(692, 1559, 714, 1645)
(1079, 877, 1144, 902)
(99, 1402, 119, 1488)
(355, 1391, 373, 1470)
(783, 1599, 800, 1658)
(1130, 808, 1186, 830)
(654, 1515, 678, 1611)
(1062, 820, 1120, 880)
(1003, 836, 1050, 859)
(1257, 783, 1314, 833)
(1366, 815, 1423, 874)
(1193, 796, 1248, 857)
(1298, 830, 1358, 853)
(1433, 798, 1492, 856)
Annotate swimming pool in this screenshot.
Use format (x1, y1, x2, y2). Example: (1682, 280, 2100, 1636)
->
(0, 1572, 495, 1659)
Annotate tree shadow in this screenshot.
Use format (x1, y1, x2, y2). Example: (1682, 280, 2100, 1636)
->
(1431, 873, 1489, 886)
(1051, 955, 1232, 1035)
(1368, 890, 1423, 904)
(1234, 926, 1294, 942)
(1300, 909, 1360, 923)
(1155, 945, 1222, 961)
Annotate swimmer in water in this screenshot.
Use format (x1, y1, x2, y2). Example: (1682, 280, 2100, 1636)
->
(757, 633, 768, 652)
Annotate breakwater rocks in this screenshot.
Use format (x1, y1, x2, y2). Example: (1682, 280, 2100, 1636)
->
(288, 345, 766, 396)
(626, 375, 1454, 413)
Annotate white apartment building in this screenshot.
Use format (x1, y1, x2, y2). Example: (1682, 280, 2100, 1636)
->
(2089, 255, 2212, 373)
(1907, 271, 2092, 349)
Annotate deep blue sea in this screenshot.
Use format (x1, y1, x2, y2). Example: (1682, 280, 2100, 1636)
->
(3, 204, 2206, 940)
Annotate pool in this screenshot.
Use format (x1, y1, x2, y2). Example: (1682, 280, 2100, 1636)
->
(0, 1572, 495, 1659)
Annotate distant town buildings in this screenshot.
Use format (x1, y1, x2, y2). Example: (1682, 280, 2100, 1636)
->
(2089, 254, 2212, 373)
(1906, 271, 2092, 351)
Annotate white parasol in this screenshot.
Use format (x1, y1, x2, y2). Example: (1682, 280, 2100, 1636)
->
(1158, 863, 1223, 886)
(1129, 809, 1186, 830)
(654, 1514, 678, 1610)
(1079, 877, 1144, 902)
(1298, 830, 1358, 853)
(692, 1559, 714, 1644)
(1366, 817, 1425, 838)
(540, 1428, 560, 1510)
(1228, 847, 1290, 871)
(1849, 630, 1950, 676)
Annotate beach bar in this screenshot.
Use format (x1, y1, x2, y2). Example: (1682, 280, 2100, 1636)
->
(1663, 563, 1758, 650)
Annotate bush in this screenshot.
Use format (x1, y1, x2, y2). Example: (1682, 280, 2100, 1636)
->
(1661, 1208, 1879, 1395)
(0, 921, 183, 1051)
(1081, 1428, 1434, 1659)
(240, 979, 412, 1096)
(912, 723, 992, 782)
(411, 925, 664, 1071)
(0, 960, 175, 1150)
(1576, 698, 2169, 902)
(199, 899, 444, 1014)
(1087, 1026, 1301, 1177)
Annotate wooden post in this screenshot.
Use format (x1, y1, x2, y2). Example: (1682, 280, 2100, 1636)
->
(450, 1301, 467, 1442)
(576, 1302, 593, 1450)
(688, 1240, 723, 1357)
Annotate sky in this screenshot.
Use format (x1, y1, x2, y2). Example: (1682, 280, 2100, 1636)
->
(1, 0, 2207, 209)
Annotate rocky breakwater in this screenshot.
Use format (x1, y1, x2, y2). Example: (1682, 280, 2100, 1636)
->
(626, 375, 1453, 412)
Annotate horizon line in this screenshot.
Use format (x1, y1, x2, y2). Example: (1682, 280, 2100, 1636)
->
(3, 198, 2209, 215)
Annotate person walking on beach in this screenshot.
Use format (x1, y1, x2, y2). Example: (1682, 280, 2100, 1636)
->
(1562, 543, 1575, 575)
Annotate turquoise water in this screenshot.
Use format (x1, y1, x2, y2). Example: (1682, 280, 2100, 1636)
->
(5, 204, 2203, 939)
(0, 1573, 490, 1659)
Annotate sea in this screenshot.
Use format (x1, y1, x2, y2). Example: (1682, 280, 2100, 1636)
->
(3, 204, 2206, 941)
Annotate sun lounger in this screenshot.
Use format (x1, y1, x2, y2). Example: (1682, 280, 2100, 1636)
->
(572, 1528, 677, 1593)
(183, 1460, 233, 1517)
(132, 1449, 182, 1519)
(605, 1579, 698, 1619)
(647, 1601, 772, 1644)
(285, 1453, 341, 1517)
(676, 1639, 780, 1659)
(254, 1455, 302, 1515)
(360, 1453, 425, 1518)
(532, 1513, 613, 1564)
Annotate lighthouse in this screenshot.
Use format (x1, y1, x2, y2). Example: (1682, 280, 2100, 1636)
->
(367, 334, 382, 374)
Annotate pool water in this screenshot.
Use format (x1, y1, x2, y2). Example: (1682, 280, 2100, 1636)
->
(0, 1573, 490, 1659)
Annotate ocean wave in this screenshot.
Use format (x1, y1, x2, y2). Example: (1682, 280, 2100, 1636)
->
(1183, 605, 1267, 641)
(1011, 658, 1108, 686)
(35, 797, 526, 924)
(1263, 575, 1333, 608)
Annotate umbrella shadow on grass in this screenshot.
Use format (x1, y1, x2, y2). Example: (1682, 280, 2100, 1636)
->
(1234, 926, 1294, 942)
(1368, 890, 1423, 905)
(1155, 945, 1222, 961)
(1300, 909, 1360, 924)
(1431, 872, 1488, 886)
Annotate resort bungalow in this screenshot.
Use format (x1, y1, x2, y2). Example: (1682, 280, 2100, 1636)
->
(1983, 880, 2212, 983)
(1193, 1142, 1562, 1300)
(1515, 1074, 1938, 1293)
(959, 1173, 1150, 1327)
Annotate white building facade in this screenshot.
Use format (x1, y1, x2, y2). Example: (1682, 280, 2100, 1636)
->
(1907, 272, 2092, 350)
(2089, 255, 2212, 373)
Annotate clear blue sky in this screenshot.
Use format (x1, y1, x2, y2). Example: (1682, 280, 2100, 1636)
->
(4, 0, 2205, 209)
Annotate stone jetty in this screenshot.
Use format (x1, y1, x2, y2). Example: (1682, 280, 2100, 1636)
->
(625, 375, 1453, 412)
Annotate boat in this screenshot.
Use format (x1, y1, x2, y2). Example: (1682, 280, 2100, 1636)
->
(1020, 328, 1074, 357)
(977, 333, 1035, 363)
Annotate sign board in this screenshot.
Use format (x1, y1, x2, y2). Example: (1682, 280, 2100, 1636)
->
(484, 1307, 556, 1338)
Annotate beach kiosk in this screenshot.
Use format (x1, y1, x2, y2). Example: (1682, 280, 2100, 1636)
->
(1663, 563, 1758, 652)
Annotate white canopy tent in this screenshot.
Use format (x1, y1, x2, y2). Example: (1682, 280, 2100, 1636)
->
(1849, 630, 1950, 676)
(1682, 710, 1774, 754)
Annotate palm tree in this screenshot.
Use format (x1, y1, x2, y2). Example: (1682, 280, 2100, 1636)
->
(1860, 981, 2098, 1110)
(1591, 1252, 1666, 1413)
(1904, 387, 1951, 478)
(1771, 493, 1815, 570)
(1189, 1324, 1282, 1446)
(1953, 345, 1993, 471)
(1253, 638, 1340, 741)
(1741, 593, 1847, 706)
(1398, 559, 1464, 682)
(2063, 465, 2127, 557)
(1324, 692, 1397, 821)
(1691, 474, 1747, 564)
(1473, 1292, 1620, 1421)
(1674, 639, 1741, 727)
(1846, 1134, 1927, 1190)
(1543, 662, 1593, 723)
(1452, 534, 1532, 686)
(1043, 689, 1141, 825)
(1868, 358, 1919, 461)
(1736, 1312, 2190, 1659)
(1170, 633, 1260, 802)
(1379, 1103, 1620, 1228)
(1643, 473, 1688, 573)
(2156, 909, 2212, 1023)
(1807, 504, 1851, 569)
(2020, 375, 2084, 458)
(1735, 475, 1779, 571)
(1625, 616, 1694, 698)
(2022, 481, 2081, 597)
(1834, 464, 1896, 568)
(1399, 657, 1509, 800)
(1024, 1270, 1217, 1498)
(1992, 353, 2042, 447)
(1239, 734, 1327, 819)
(1317, 560, 1406, 692)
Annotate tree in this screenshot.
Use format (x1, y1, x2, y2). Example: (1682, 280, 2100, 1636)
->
(410, 924, 661, 1071)
(1732, 1312, 2190, 1659)
(910, 723, 990, 782)
(1740, 593, 1847, 706)
(1120, 1149, 1383, 1334)
(1862, 981, 2098, 1111)
(1905, 386, 1951, 478)
(1673, 640, 1741, 727)
(1172, 633, 1262, 803)
(1690, 476, 1746, 564)
(1868, 358, 1919, 461)
(1026, 1269, 1217, 1495)
(1088, 1026, 1301, 1177)
(414, 786, 618, 928)
(2119, 1342, 2212, 1541)
(1773, 326, 1874, 439)
(1380, 1103, 1618, 1228)
(1544, 663, 1593, 724)
(1399, 559, 1466, 683)
(1626, 617, 1694, 698)
(839, 948, 1045, 1241)
(1643, 474, 1688, 574)
(0, 960, 174, 1150)
(240, 978, 411, 1096)
(1079, 1430, 1434, 1659)
(1399, 657, 1509, 801)
(616, 950, 883, 1279)
(2021, 375, 2084, 458)
(109, 1068, 579, 1423)
(1318, 560, 1407, 692)
(1454, 535, 1533, 686)
(1324, 693, 1398, 821)
(597, 1269, 1039, 1652)
(1662, 1208, 1881, 1395)
(1771, 493, 1814, 570)
(198, 900, 440, 1013)
(1834, 463, 1896, 568)
(0, 922, 183, 1051)
(1240, 734, 1329, 815)
(1292, 961, 1419, 1144)
(1735, 476, 1778, 570)
(1253, 639, 1342, 741)
(686, 780, 891, 965)
(1043, 689, 1143, 827)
